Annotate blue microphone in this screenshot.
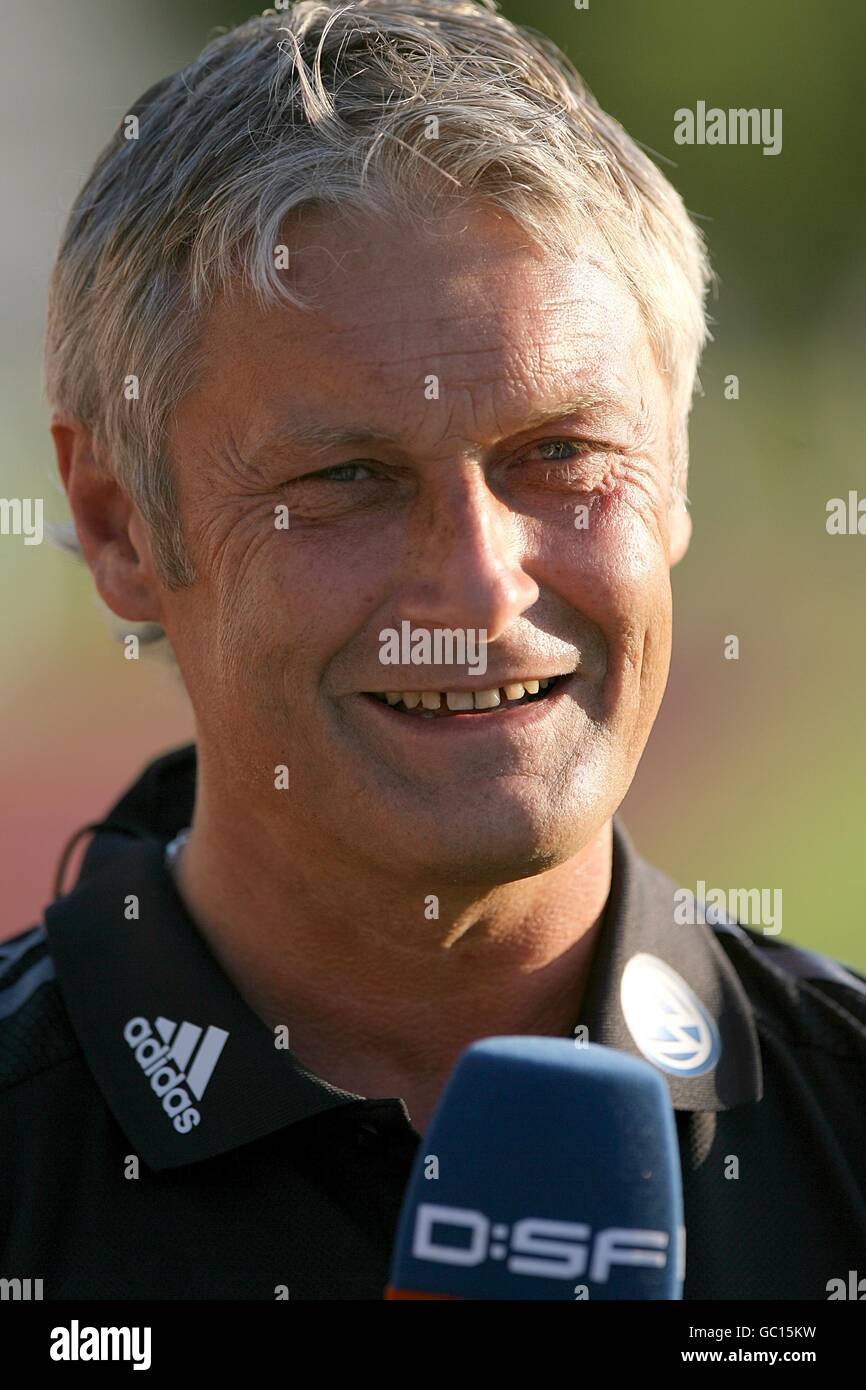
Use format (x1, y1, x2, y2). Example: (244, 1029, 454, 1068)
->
(386, 1038, 684, 1299)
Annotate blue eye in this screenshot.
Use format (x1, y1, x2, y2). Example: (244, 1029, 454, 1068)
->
(534, 440, 582, 461)
(313, 462, 374, 482)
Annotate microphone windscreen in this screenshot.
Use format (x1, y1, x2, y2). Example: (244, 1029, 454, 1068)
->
(387, 1038, 683, 1299)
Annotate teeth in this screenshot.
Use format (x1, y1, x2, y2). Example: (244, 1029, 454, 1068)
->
(446, 690, 474, 711)
(371, 675, 560, 712)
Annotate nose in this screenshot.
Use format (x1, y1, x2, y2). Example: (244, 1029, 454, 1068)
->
(397, 463, 539, 640)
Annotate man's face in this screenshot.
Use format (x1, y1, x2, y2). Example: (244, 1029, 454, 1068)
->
(161, 202, 687, 883)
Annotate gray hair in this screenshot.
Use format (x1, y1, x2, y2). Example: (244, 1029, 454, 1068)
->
(44, 0, 711, 595)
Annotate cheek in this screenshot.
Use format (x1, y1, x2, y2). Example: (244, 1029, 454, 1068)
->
(536, 494, 671, 620)
(530, 497, 673, 726)
(594, 508, 672, 693)
(211, 525, 386, 688)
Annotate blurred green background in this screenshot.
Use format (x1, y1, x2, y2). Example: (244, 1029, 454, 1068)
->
(1, 0, 864, 966)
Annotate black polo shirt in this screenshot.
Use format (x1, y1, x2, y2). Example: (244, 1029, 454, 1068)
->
(1, 745, 864, 1300)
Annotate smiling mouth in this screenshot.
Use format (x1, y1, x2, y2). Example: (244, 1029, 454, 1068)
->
(362, 674, 568, 718)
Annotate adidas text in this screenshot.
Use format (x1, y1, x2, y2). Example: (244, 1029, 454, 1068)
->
(123, 1015, 228, 1134)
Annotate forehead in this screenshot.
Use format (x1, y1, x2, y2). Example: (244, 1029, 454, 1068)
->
(192, 202, 664, 449)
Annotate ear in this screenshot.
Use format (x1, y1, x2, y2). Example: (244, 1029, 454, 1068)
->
(51, 415, 165, 624)
(669, 495, 692, 567)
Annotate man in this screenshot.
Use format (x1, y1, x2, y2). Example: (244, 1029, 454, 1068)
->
(1, 0, 864, 1300)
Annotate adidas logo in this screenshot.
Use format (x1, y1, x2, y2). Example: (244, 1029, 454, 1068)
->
(123, 1015, 229, 1134)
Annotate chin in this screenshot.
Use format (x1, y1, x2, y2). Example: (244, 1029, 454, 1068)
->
(367, 800, 599, 887)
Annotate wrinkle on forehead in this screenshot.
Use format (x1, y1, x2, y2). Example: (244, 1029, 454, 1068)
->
(178, 204, 668, 473)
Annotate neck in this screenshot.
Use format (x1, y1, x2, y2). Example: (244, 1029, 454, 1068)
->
(173, 775, 613, 1128)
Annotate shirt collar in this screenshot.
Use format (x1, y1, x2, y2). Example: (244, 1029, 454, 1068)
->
(45, 838, 369, 1170)
(578, 822, 763, 1112)
(44, 818, 761, 1171)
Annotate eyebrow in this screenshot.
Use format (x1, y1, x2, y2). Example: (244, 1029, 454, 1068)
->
(506, 395, 620, 432)
(257, 423, 402, 458)
(247, 393, 622, 465)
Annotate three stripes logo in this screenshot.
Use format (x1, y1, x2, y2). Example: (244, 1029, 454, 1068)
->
(123, 1015, 229, 1134)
